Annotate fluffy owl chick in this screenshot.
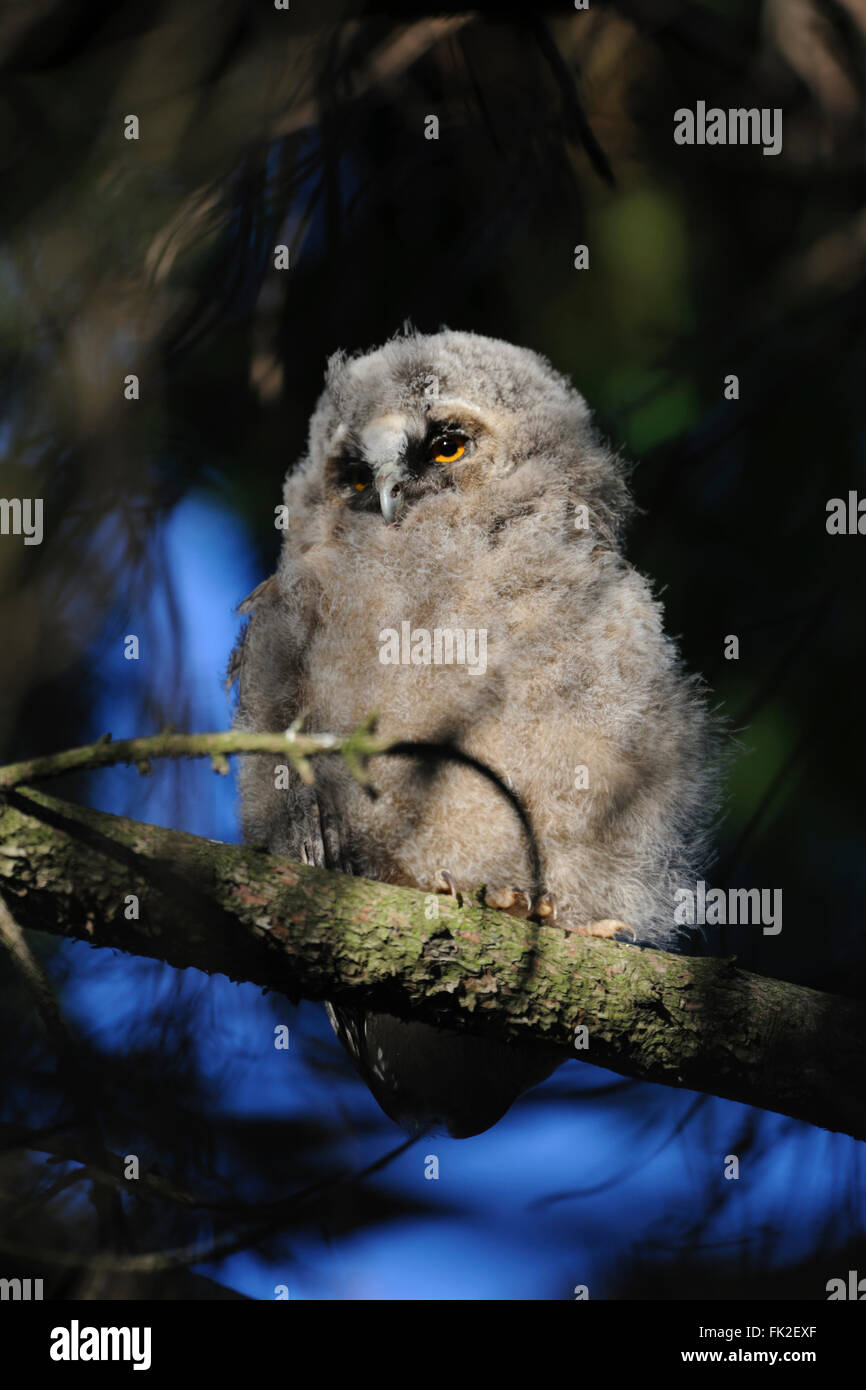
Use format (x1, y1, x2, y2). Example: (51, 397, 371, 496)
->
(232, 329, 719, 1138)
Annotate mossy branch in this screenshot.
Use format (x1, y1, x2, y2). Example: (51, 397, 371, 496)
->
(1, 781, 866, 1142)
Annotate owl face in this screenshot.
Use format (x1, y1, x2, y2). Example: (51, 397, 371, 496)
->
(326, 404, 493, 524)
(308, 330, 595, 527)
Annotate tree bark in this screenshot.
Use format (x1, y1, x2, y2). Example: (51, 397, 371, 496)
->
(2, 785, 865, 1142)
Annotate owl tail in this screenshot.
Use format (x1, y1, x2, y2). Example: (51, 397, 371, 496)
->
(326, 1002, 565, 1138)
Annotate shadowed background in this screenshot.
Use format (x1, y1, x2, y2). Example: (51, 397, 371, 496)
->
(0, 0, 865, 1299)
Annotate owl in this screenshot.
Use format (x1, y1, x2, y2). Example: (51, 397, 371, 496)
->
(231, 329, 719, 1138)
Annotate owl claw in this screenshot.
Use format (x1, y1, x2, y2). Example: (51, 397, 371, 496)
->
(434, 869, 460, 901)
(569, 919, 636, 941)
(532, 892, 558, 923)
(483, 886, 533, 918)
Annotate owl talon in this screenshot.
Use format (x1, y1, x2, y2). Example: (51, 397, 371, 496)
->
(570, 919, 635, 941)
(434, 869, 460, 901)
(532, 892, 558, 923)
(483, 886, 533, 918)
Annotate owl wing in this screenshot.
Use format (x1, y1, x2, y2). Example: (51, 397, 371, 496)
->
(230, 577, 371, 1072)
(225, 574, 278, 689)
(230, 574, 355, 872)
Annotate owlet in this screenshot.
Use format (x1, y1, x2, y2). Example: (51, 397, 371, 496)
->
(231, 330, 718, 1137)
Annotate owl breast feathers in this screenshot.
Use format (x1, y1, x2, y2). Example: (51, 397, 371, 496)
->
(233, 329, 719, 1137)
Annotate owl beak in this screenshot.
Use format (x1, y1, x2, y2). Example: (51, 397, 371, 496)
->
(375, 463, 407, 524)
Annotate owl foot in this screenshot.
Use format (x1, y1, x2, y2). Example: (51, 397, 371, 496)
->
(434, 869, 461, 904)
(568, 919, 636, 941)
(483, 885, 533, 918)
(532, 892, 558, 923)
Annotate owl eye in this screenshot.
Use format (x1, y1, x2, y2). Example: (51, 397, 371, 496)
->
(431, 433, 467, 464)
(338, 461, 371, 497)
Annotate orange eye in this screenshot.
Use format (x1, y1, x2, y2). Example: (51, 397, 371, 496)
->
(432, 434, 467, 464)
(354, 481, 367, 492)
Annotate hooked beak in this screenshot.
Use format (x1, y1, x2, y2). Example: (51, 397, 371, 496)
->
(375, 461, 407, 524)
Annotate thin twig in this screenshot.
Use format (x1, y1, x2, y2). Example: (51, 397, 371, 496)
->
(0, 718, 388, 792)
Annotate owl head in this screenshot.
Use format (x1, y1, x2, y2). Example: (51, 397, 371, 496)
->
(299, 329, 632, 541)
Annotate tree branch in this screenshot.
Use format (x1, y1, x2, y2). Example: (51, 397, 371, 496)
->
(1, 785, 865, 1141)
(0, 718, 389, 791)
